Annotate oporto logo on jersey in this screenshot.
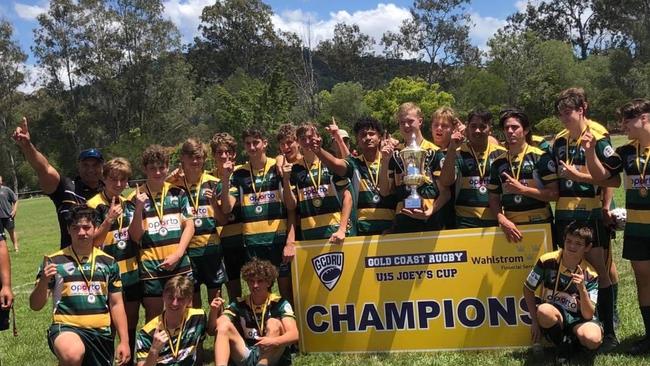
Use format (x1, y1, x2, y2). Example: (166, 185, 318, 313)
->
(312, 252, 344, 291)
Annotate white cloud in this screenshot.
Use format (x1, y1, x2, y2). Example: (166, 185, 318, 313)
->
(271, 3, 411, 54)
(17, 63, 46, 94)
(162, 0, 213, 43)
(515, 0, 542, 12)
(14, 2, 47, 21)
(469, 12, 507, 51)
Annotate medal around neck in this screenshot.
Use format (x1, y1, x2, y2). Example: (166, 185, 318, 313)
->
(399, 133, 427, 209)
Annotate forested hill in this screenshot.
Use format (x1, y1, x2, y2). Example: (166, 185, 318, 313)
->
(1, 0, 649, 192)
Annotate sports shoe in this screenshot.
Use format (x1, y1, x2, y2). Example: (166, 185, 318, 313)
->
(598, 334, 619, 354)
(555, 337, 572, 365)
(628, 337, 650, 355)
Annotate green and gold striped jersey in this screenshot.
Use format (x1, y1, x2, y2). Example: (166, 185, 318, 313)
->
(614, 142, 650, 245)
(531, 135, 551, 154)
(87, 192, 139, 287)
(344, 155, 396, 235)
(168, 173, 221, 257)
(551, 123, 621, 222)
(229, 158, 287, 247)
(488, 145, 556, 224)
(136, 308, 207, 365)
(224, 293, 295, 347)
(214, 177, 243, 250)
(290, 158, 354, 240)
(36, 246, 121, 335)
(128, 183, 193, 280)
(451, 141, 507, 228)
(525, 250, 598, 317)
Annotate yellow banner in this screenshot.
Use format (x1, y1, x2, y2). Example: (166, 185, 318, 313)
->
(291, 223, 552, 352)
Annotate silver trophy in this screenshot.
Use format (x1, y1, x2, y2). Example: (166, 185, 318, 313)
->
(399, 134, 427, 209)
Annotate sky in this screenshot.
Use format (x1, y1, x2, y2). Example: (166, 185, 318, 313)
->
(3, 0, 533, 92)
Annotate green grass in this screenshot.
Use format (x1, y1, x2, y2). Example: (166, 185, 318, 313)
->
(1, 134, 649, 365)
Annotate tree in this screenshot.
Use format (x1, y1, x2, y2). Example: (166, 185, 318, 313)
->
(317, 23, 375, 82)
(317, 82, 370, 130)
(593, 0, 650, 62)
(194, 0, 280, 80)
(381, 0, 480, 84)
(364, 77, 454, 134)
(0, 20, 27, 192)
(504, 0, 606, 60)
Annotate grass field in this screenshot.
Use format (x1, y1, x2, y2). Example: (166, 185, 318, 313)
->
(1, 135, 650, 365)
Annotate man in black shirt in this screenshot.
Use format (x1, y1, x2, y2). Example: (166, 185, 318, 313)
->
(12, 117, 104, 248)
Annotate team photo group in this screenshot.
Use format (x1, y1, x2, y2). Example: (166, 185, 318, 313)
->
(2, 87, 650, 365)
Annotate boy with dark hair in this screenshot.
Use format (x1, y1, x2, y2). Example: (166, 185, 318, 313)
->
(553, 87, 622, 351)
(135, 275, 207, 365)
(209, 258, 298, 366)
(129, 145, 195, 322)
(210, 132, 245, 300)
(523, 222, 602, 363)
(220, 128, 294, 302)
(30, 205, 130, 365)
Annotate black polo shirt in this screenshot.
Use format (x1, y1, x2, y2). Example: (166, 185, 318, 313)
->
(49, 176, 103, 248)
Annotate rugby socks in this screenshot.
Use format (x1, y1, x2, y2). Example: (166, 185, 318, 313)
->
(545, 323, 564, 346)
(613, 283, 619, 326)
(598, 285, 616, 336)
(641, 306, 650, 338)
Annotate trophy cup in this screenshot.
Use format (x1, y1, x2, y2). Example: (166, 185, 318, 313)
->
(399, 133, 427, 209)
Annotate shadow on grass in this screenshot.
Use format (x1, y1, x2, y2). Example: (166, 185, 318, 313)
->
(510, 346, 596, 366)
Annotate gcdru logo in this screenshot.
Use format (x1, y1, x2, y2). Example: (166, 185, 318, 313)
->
(312, 252, 344, 291)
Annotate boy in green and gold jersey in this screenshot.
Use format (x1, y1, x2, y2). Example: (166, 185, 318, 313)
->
(167, 138, 228, 308)
(220, 128, 294, 302)
(88, 157, 141, 360)
(488, 109, 558, 243)
(285, 122, 355, 242)
(130, 145, 195, 322)
(136, 275, 206, 366)
(552, 87, 622, 352)
(439, 108, 507, 228)
(30, 205, 130, 365)
(314, 117, 396, 235)
(210, 133, 245, 300)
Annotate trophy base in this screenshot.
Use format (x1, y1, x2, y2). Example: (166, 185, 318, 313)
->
(404, 197, 422, 209)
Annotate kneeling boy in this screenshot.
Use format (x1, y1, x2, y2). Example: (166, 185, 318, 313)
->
(523, 222, 602, 361)
(209, 258, 299, 366)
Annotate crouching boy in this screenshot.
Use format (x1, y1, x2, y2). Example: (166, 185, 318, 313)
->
(209, 258, 299, 366)
(523, 222, 603, 362)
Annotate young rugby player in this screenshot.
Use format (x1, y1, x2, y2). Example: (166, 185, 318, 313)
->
(314, 117, 396, 235)
(439, 108, 507, 228)
(219, 128, 294, 301)
(552, 88, 622, 351)
(30, 205, 130, 365)
(523, 222, 602, 363)
(284, 122, 355, 242)
(210, 133, 245, 300)
(88, 157, 141, 360)
(167, 139, 228, 308)
(135, 275, 206, 366)
(209, 258, 298, 366)
(601, 99, 650, 354)
(129, 145, 195, 322)
(488, 109, 558, 242)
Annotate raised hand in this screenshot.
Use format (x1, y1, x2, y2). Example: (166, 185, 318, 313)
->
(151, 322, 169, 354)
(572, 265, 585, 288)
(582, 128, 596, 151)
(12, 116, 31, 147)
(380, 131, 395, 160)
(449, 128, 465, 150)
(501, 172, 527, 194)
(134, 184, 148, 209)
(108, 196, 123, 222)
(326, 117, 340, 137)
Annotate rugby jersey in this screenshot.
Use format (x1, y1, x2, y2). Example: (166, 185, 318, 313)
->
(36, 246, 121, 335)
(291, 158, 354, 240)
(224, 293, 295, 346)
(344, 155, 396, 235)
(429, 148, 456, 229)
(229, 158, 287, 247)
(614, 142, 650, 246)
(87, 192, 139, 287)
(393, 179, 440, 233)
(451, 141, 507, 227)
(488, 145, 556, 224)
(551, 124, 621, 222)
(214, 168, 243, 250)
(168, 173, 220, 257)
(525, 250, 598, 318)
(531, 135, 551, 154)
(128, 183, 192, 280)
(136, 308, 207, 365)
